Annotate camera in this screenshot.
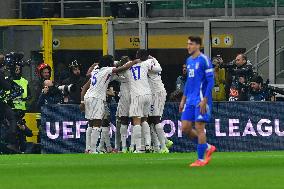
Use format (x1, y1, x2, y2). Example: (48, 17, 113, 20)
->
(3, 52, 31, 70)
(57, 84, 76, 95)
(0, 80, 24, 104)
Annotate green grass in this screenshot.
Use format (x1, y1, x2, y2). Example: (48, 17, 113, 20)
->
(0, 152, 284, 189)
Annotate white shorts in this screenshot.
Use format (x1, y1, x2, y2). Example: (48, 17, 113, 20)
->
(116, 94, 130, 117)
(149, 91, 167, 117)
(84, 97, 106, 120)
(129, 94, 151, 118)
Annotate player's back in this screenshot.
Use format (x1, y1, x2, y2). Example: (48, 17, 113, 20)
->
(147, 59, 166, 94)
(184, 53, 213, 106)
(85, 66, 114, 101)
(127, 59, 152, 97)
(117, 71, 130, 96)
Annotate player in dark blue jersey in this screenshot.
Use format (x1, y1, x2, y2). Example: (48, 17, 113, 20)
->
(179, 36, 217, 167)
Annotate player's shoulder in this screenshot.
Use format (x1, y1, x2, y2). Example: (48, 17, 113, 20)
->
(186, 56, 192, 63)
(198, 53, 211, 66)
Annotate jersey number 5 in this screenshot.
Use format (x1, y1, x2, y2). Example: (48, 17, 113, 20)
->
(131, 66, 141, 80)
(91, 72, 98, 86)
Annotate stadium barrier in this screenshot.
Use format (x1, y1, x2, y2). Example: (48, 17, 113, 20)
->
(40, 102, 284, 153)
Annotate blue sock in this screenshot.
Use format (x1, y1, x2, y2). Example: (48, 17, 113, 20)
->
(197, 143, 208, 160)
(191, 138, 198, 145)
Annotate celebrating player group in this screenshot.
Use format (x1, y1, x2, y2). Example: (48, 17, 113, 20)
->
(80, 36, 216, 167)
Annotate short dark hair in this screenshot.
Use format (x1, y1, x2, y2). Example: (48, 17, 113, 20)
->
(188, 36, 202, 46)
(250, 75, 263, 84)
(136, 49, 149, 61)
(99, 55, 114, 68)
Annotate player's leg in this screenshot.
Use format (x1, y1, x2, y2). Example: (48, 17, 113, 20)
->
(190, 105, 216, 167)
(90, 119, 103, 154)
(88, 98, 106, 154)
(115, 117, 121, 151)
(181, 105, 198, 145)
(120, 116, 129, 153)
(141, 117, 151, 152)
(85, 125, 92, 153)
(129, 95, 148, 153)
(129, 123, 135, 153)
(101, 117, 112, 153)
(151, 116, 168, 153)
(196, 104, 216, 163)
(132, 116, 142, 152)
(150, 125, 160, 152)
(141, 95, 152, 152)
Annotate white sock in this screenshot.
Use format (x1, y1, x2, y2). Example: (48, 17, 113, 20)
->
(115, 119, 121, 150)
(155, 123, 166, 149)
(85, 127, 92, 151)
(141, 121, 151, 147)
(91, 127, 101, 152)
(98, 130, 105, 151)
(102, 127, 111, 149)
(150, 125, 160, 151)
(132, 125, 142, 151)
(130, 125, 135, 149)
(120, 124, 128, 148)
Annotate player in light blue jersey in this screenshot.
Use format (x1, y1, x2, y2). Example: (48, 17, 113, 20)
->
(179, 36, 217, 167)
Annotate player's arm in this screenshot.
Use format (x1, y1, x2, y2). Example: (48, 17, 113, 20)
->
(112, 59, 141, 74)
(148, 56, 162, 73)
(199, 59, 214, 114)
(79, 79, 91, 112)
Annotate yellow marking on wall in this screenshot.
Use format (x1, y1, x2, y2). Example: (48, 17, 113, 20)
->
(56, 34, 234, 50)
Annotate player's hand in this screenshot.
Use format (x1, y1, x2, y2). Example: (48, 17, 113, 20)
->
(198, 98, 208, 114)
(79, 103, 85, 112)
(179, 102, 185, 113)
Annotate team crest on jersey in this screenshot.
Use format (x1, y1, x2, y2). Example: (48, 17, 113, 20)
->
(195, 62, 199, 69)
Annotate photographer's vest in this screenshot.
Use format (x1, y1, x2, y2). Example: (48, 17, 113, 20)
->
(13, 77, 28, 110)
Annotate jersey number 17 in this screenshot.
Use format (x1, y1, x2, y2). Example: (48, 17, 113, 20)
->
(131, 66, 141, 80)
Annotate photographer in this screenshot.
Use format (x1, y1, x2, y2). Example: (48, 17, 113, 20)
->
(248, 75, 269, 101)
(37, 80, 62, 109)
(0, 54, 20, 152)
(10, 63, 31, 112)
(212, 56, 226, 101)
(221, 54, 253, 101)
(31, 63, 52, 112)
(61, 60, 86, 104)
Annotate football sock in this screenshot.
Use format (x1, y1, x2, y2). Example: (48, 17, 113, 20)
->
(85, 127, 92, 151)
(130, 125, 135, 149)
(133, 125, 142, 151)
(142, 121, 151, 147)
(91, 127, 101, 152)
(115, 119, 121, 150)
(155, 123, 166, 149)
(150, 125, 160, 151)
(197, 143, 208, 161)
(120, 124, 128, 149)
(102, 127, 111, 149)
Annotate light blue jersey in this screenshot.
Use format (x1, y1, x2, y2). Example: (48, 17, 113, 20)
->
(181, 53, 214, 123)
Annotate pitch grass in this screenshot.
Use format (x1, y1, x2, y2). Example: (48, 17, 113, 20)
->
(0, 152, 284, 189)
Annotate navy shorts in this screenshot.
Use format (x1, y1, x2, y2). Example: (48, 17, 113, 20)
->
(181, 104, 211, 123)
